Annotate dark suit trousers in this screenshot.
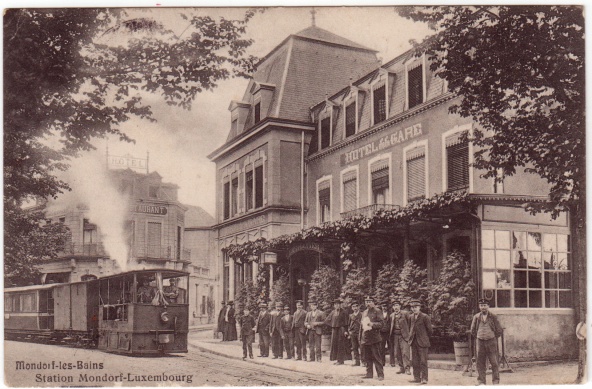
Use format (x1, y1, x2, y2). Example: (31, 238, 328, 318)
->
(391, 333, 410, 369)
(258, 333, 270, 356)
(350, 334, 361, 362)
(363, 342, 384, 378)
(476, 338, 500, 384)
(242, 336, 253, 358)
(271, 332, 283, 357)
(411, 339, 429, 381)
(308, 332, 322, 361)
(294, 330, 307, 360)
(380, 335, 388, 365)
(283, 335, 294, 358)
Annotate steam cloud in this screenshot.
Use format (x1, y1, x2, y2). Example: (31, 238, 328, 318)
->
(48, 151, 131, 271)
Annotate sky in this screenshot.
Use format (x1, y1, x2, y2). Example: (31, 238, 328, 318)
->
(99, 7, 436, 216)
(62, 7, 435, 217)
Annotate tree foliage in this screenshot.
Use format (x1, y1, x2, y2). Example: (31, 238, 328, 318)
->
(394, 259, 428, 310)
(270, 275, 291, 309)
(235, 280, 260, 321)
(4, 8, 259, 283)
(428, 250, 475, 341)
(397, 6, 584, 213)
(341, 266, 372, 308)
(308, 265, 341, 314)
(373, 262, 401, 305)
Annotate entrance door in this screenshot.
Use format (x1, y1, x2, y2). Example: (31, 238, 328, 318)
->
(289, 250, 321, 308)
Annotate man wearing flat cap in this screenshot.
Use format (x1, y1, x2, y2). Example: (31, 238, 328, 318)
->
(270, 302, 285, 359)
(470, 298, 503, 385)
(348, 302, 363, 366)
(292, 300, 308, 361)
(255, 302, 271, 357)
(409, 299, 432, 385)
(324, 298, 349, 365)
(280, 305, 295, 359)
(360, 296, 385, 381)
(390, 300, 411, 375)
(304, 300, 326, 362)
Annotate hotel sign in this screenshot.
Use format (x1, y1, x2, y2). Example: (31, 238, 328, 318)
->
(135, 204, 168, 215)
(108, 153, 148, 172)
(341, 123, 425, 166)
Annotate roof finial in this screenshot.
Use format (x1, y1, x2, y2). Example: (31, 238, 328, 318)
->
(311, 7, 317, 27)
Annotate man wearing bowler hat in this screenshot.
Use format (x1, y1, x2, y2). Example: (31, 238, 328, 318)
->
(254, 302, 271, 357)
(470, 298, 503, 385)
(409, 299, 432, 385)
(304, 300, 326, 362)
(292, 300, 308, 361)
(360, 296, 384, 381)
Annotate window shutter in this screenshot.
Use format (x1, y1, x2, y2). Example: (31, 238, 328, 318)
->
(345, 103, 356, 137)
(407, 147, 425, 201)
(318, 187, 330, 203)
(147, 222, 162, 257)
(408, 65, 423, 109)
(371, 168, 389, 191)
(447, 140, 469, 190)
(343, 178, 357, 212)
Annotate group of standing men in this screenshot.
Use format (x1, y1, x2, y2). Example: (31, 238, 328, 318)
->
(229, 296, 503, 386)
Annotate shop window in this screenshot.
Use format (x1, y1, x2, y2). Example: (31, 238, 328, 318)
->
(406, 146, 426, 202)
(223, 181, 230, 220)
(254, 103, 261, 123)
(373, 85, 386, 124)
(482, 229, 571, 308)
(320, 117, 331, 150)
(371, 160, 389, 205)
(231, 177, 238, 216)
(446, 132, 469, 191)
(318, 181, 331, 223)
(408, 65, 424, 109)
(345, 103, 356, 138)
(245, 170, 254, 211)
(342, 170, 357, 212)
(255, 165, 264, 208)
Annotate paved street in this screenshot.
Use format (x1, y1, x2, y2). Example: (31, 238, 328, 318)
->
(4, 337, 579, 387)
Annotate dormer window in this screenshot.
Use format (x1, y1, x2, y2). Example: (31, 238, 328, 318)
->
(320, 117, 331, 149)
(149, 185, 159, 198)
(408, 65, 424, 109)
(254, 102, 261, 124)
(345, 103, 356, 138)
(373, 85, 386, 124)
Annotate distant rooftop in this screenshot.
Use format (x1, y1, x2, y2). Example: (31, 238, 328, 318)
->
(293, 26, 378, 53)
(184, 205, 215, 228)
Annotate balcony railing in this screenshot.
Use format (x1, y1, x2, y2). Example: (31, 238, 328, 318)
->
(145, 246, 172, 260)
(340, 204, 401, 219)
(59, 242, 107, 257)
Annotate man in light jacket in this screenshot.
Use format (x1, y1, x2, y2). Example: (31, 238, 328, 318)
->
(470, 298, 503, 385)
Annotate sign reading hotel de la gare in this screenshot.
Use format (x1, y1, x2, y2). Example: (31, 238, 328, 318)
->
(135, 204, 168, 215)
(341, 123, 424, 166)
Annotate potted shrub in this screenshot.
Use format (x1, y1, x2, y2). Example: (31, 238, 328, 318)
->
(428, 250, 476, 365)
(341, 266, 372, 308)
(308, 265, 340, 352)
(394, 259, 429, 310)
(373, 262, 402, 305)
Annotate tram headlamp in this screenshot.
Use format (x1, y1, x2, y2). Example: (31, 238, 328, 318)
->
(160, 311, 170, 323)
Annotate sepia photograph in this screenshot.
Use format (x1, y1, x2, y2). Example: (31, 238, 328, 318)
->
(3, 5, 586, 387)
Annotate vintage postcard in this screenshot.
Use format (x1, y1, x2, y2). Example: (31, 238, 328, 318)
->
(4, 5, 585, 387)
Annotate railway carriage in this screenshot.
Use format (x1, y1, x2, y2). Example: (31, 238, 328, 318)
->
(4, 269, 189, 355)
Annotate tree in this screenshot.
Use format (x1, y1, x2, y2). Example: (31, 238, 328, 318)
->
(341, 266, 372, 308)
(394, 259, 428, 310)
(428, 251, 475, 342)
(270, 275, 291, 309)
(4, 8, 259, 283)
(308, 265, 341, 314)
(373, 262, 401, 306)
(397, 6, 585, 381)
(235, 280, 260, 322)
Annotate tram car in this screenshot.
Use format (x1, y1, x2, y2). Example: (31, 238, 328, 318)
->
(4, 269, 189, 355)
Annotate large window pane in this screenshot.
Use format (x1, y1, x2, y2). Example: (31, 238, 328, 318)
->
(497, 270, 511, 289)
(497, 290, 511, 307)
(513, 231, 526, 250)
(482, 250, 495, 269)
(542, 234, 557, 252)
(483, 271, 496, 289)
(482, 230, 494, 249)
(545, 271, 558, 289)
(528, 271, 542, 288)
(515, 290, 527, 307)
(545, 291, 558, 308)
(514, 271, 527, 288)
(543, 252, 555, 269)
(496, 250, 511, 269)
(556, 253, 569, 270)
(495, 230, 510, 249)
(527, 251, 541, 269)
(529, 291, 542, 307)
(558, 272, 571, 289)
(527, 232, 542, 251)
(557, 234, 569, 252)
(559, 291, 572, 307)
(513, 250, 527, 268)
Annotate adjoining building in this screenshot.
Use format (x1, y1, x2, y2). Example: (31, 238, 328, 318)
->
(36, 165, 217, 321)
(209, 22, 580, 362)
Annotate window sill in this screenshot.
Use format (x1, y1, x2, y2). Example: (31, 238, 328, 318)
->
(491, 307, 574, 315)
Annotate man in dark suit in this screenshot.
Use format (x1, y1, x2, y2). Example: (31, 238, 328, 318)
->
(379, 301, 391, 366)
(238, 306, 256, 360)
(470, 298, 503, 385)
(279, 305, 295, 359)
(390, 300, 411, 375)
(360, 296, 384, 381)
(409, 299, 432, 385)
(292, 300, 308, 361)
(254, 302, 271, 357)
(324, 298, 349, 365)
(304, 300, 326, 362)
(347, 302, 362, 366)
(269, 302, 284, 359)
